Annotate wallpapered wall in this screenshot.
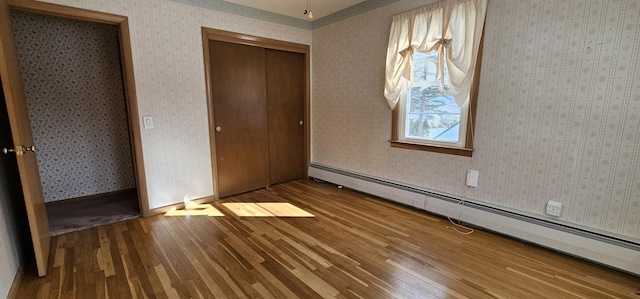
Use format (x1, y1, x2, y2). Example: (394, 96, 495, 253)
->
(12, 11, 136, 202)
(40, 0, 312, 209)
(312, 0, 640, 241)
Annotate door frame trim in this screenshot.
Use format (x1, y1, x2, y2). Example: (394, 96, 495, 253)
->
(201, 28, 310, 199)
(7, 0, 150, 216)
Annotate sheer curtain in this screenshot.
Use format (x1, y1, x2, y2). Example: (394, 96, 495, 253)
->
(384, 0, 488, 109)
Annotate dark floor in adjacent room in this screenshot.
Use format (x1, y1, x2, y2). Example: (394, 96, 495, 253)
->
(46, 189, 140, 236)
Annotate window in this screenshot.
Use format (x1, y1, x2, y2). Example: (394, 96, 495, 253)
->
(392, 49, 480, 156)
(384, 0, 487, 157)
(400, 51, 466, 145)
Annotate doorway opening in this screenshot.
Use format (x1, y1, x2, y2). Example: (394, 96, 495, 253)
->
(10, 8, 144, 236)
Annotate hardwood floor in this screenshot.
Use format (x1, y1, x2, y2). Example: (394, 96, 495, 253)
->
(14, 179, 639, 298)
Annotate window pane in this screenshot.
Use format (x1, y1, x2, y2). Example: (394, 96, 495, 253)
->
(413, 51, 438, 82)
(405, 86, 460, 142)
(413, 51, 451, 84)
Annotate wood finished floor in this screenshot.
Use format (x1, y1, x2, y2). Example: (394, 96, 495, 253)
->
(14, 179, 640, 298)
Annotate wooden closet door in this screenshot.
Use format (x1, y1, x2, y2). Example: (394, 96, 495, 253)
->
(0, 0, 50, 276)
(210, 40, 269, 198)
(266, 49, 305, 184)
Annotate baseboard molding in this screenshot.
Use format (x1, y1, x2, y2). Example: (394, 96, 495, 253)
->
(149, 196, 216, 216)
(7, 265, 23, 299)
(309, 163, 640, 276)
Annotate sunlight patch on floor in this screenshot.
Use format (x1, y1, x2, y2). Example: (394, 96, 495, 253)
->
(222, 202, 315, 218)
(164, 201, 315, 218)
(164, 202, 225, 217)
(222, 203, 273, 217)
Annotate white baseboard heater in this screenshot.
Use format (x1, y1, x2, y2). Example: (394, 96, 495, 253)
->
(308, 163, 640, 276)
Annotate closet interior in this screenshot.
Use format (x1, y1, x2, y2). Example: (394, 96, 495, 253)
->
(11, 10, 140, 235)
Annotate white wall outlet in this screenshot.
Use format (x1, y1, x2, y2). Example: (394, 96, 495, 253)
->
(466, 170, 479, 187)
(546, 200, 562, 217)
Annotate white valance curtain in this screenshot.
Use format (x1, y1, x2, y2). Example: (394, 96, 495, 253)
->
(383, 0, 488, 109)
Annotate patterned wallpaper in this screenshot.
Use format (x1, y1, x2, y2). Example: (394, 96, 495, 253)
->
(12, 11, 136, 202)
(312, 0, 640, 241)
(39, 0, 312, 209)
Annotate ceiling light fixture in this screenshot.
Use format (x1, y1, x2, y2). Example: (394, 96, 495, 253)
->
(303, 0, 313, 19)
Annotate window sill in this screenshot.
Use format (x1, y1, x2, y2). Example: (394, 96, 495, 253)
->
(389, 140, 474, 157)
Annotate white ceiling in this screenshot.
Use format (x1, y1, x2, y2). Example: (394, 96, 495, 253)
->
(223, 0, 367, 20)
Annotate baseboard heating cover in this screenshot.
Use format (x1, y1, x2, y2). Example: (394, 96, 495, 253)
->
(308, 163, 640, 276)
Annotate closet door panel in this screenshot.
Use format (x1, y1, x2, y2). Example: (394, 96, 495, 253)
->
(210, 40, 269, 198)
(266, 49, 305, 184)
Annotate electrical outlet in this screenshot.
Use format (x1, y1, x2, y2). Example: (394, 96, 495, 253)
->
(466, 170, 479, 187)
(546, 200, 562, 217)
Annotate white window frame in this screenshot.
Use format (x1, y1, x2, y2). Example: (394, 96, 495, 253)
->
(397, 51, 470, 148)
